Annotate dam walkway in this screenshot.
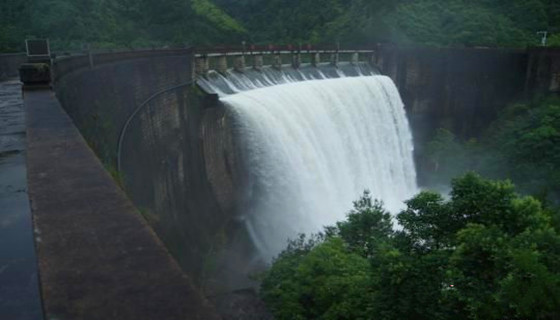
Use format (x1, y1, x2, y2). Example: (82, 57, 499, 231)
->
(20, 85, 220, 319)
(0, 80, 43, 319)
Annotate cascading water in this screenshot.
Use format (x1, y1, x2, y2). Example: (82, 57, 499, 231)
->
(201, 66, 418, 261)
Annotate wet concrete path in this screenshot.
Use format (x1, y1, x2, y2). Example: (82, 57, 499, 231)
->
(0, 80, 43, 319)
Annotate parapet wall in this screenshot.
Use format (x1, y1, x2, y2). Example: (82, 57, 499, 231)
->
(0, 53, 26, 81)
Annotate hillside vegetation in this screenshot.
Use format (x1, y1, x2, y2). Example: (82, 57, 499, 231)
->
(261, 174, 560, 320)
(214, 0, 560, 47)
(0, 0, 245, 52)
(2, 0, 560, 52)
(425, 96, 560, 205)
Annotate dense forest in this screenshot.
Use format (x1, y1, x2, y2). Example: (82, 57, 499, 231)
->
(2, 0, 560, 52)
(261, 174, 560, 319)
(260, 93, 560, 318)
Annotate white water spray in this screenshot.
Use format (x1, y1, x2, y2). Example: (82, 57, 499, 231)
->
(209, 72, 418, 260)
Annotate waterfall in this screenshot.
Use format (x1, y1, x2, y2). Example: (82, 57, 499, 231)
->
(204, 70, 418, 260)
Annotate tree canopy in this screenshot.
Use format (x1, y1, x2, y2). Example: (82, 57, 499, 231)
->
(0, 0, 245, 52)
(261, 173, 560, 319)
(2, 0, 560, 52)
(215, 0, 560, 47)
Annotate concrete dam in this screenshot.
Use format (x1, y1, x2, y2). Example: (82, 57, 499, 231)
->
(3, 44, 559, 319)
(200, 62, 418, 261)
(114, 48, 419, 292)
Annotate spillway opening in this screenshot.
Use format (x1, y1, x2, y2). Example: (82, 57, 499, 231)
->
(208, 69, 419, 262)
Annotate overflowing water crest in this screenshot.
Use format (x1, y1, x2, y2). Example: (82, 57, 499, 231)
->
(201, 66, 418, 260)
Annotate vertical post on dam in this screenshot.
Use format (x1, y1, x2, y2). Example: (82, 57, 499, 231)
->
(351, 52, 359, 65)
(311, 52, 321, 67)
(253, 55, 264, 71)
(217, 55, 228, 74)
(195, 55, 209, 77)
(234, 55, 245, 72)
(330, 52, 339, 67)
(292, 52, 301, 69)
(272, 54, 282, 70)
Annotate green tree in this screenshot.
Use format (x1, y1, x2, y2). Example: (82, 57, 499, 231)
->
(335, 191, 393, 257)
(261, 173, 560, 319)
(261, 235, 374, 320)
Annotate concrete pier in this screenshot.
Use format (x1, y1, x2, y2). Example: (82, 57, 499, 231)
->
(253, 55, 264, 70)
(292, 53, 301, 69)
(217, 55, 228, 74)
(195, 56, 209, 76)
(311, 52, 321, 67)
(330, 53, 339, 66)
(272, 54, 282, 69)
(351, 52, 359, 65)
(234, 56, 245, 72)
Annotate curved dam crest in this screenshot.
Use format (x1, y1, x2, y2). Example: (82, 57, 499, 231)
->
(201, 65, 418, 260)
(24, 45, 549, 317)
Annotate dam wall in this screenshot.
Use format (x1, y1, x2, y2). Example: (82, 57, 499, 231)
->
(376, 45, 530, 183)
(376, 45, 529, 143)
(53, 49, 194, 167)
(118, 84, 242, 289)
(52, 49, 243, 294)
(525, 47, 560, 95)
(50, 45, 560, 296)
(0, 53, 26, 81)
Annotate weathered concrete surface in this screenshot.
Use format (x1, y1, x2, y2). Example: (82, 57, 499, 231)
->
(0, 54, 26, 81)
(119, 84, 249, 295)
(376, 45, 528, 142)
(25, 89, 220, 320)
(525, 48, 560, 95)
(53, 50, 246, 296)
(54, 52, 193, 167)
(0, 80, 43, 319)
(376, 45, 529, 185)
(119, 85, 228, 288)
